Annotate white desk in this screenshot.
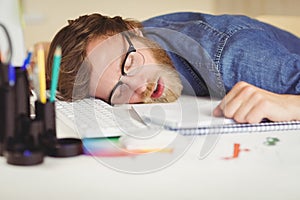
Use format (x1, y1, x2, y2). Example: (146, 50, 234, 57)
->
(1, 126, 300, 200)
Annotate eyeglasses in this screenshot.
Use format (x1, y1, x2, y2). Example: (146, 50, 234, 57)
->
(108, 33, 145, 105)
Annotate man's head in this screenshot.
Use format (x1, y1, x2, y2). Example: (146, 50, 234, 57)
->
(46, 13, 182, 104)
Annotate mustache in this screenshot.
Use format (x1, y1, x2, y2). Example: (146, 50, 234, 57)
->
(142, 82, 156, 99)
(142, 82, 181, 104)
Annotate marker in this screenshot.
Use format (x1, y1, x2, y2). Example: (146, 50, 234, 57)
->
(233, 143, 240, 158)
(21, 48, 33, 71)
(8, 63, 15, 86)
(263, 137, 280, 146)
(223, 143, 250, 160)
(37, 45, 46, 103)
(49, 46, 62, 102)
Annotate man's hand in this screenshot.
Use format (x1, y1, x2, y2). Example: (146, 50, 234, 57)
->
(213, 81, 300, 123)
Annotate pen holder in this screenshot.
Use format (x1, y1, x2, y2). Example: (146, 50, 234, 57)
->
(35, 101, 57, 139)
(35, 100, 83, 157)
(0, 85, 15, 156)
(15, 67, 30, 117)
(13, 67, 31, 142)
(7, 67, 31, 147)
(3, 67, 44, 166)
(0, 63, 10, 156)
(0, 62, 8, 86)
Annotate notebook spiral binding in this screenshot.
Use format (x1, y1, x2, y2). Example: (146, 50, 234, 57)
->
(167, 120, 300, 135)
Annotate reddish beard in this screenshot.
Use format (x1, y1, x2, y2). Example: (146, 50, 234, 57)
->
(135, 36, 183, 103)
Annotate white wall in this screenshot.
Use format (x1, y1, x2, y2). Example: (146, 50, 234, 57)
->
(22, 0, 214, 48)
(213, 0, 300, 16)
(0, 0, 26, 66)
(22, 0, 300, 49)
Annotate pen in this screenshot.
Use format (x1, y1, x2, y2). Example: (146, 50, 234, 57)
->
(49, 46, 62, 102)
(21, 48, 33, 71)
(8, 63, 15, 86)
(37, 45, 46, 103)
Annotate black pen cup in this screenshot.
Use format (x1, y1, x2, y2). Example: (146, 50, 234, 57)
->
(0, 85, 15, 156)
(35, 100, 57, 139)
(14, 67, 31, 141)
(15, 67, 30, 117)
(0, 63, 10, 155)
(4, 66, 29, 149)
(3, 67, 44, 165)
(0, 62, 8, 86)
(35, 100, 83, 157)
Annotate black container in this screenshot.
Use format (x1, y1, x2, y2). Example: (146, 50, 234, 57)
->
(1, 64, 82, 165)
(35, 101, 83, 157)
(3, 67, 44, 165)
(0, 83, 15, 156)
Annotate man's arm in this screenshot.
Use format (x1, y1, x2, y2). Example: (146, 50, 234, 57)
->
(213, 81, 300, 123)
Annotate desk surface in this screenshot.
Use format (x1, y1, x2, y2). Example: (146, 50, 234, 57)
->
(1, 127, 300, 200)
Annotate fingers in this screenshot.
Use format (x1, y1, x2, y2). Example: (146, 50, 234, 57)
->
(213, 82, 266, 123)
(214, 81, 300, 123)
(215, 82, 252, 117)
(233, 100, 265, 123)
(213, 104, 223, 117)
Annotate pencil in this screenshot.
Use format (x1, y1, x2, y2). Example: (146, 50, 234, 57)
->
(37, 45, 46, 103)
(49, 46, 62, 102)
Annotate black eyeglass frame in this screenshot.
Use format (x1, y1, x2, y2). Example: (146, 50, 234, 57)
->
(108, 33, 136, 105)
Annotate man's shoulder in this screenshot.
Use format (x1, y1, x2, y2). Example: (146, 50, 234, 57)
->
(142, 12, 209, 26)
(142, 12, 263, 33)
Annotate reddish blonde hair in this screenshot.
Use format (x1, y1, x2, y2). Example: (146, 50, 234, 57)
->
(46, 13, 142, 101)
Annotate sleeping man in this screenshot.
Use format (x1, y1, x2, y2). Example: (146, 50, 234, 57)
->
(45, 12, 300, 123)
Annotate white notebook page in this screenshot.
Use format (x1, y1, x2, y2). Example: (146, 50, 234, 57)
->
(132, 95, 235, 129)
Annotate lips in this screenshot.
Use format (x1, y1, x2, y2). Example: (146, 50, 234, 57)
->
(151, 78, 164, 99)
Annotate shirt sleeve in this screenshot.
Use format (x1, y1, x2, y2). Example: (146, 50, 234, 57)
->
(220, 28, 300, 95)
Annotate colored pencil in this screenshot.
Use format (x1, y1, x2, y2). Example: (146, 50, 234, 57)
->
(37, 45, 46, 103)
(49, 46, 62, 102)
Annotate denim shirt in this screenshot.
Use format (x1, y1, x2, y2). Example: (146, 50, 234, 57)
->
(142, 12, 300, 98)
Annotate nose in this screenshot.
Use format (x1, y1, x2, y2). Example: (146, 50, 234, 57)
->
(120, 75, 148, 95)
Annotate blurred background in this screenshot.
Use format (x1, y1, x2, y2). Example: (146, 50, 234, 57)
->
(3, 0, 300, 50)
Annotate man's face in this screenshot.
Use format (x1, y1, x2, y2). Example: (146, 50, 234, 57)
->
(85, 33, 182, 104)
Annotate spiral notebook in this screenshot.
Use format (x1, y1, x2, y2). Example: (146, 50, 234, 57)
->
(132, 95, 300, 135)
